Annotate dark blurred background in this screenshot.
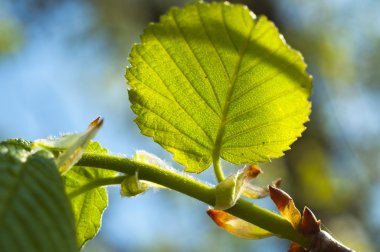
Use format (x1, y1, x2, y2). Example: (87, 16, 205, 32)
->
(1, 0, 379, 251)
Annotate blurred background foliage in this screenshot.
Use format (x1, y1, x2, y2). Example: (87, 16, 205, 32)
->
(1, 0, 379, 251)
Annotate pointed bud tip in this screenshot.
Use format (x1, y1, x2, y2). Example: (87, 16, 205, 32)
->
(301, 207, 321, 234)
(89, 116, 104, 129)
(269, 185, 292, 205)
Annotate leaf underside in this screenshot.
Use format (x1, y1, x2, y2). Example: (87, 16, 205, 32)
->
(127, 2, 312, 173)
(64, 142, 117, 247)
(0, 139, 77, 252)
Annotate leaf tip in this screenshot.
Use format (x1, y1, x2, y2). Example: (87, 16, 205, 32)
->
(269, 185, 292, 208)
(272, 178, 282, 188)
(89, 116, 104, 129)
(269, 186, 301, 229)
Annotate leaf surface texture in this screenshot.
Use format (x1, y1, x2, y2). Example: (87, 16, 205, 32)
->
(0, 139, 77, 252)
(64, 142, 117, 247)
(127, 2, 311, 172)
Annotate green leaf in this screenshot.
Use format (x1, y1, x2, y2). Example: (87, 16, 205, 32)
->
(126, 2, 311, 173)
(64, 141, 117, 247)
(0, 139, 78, 252)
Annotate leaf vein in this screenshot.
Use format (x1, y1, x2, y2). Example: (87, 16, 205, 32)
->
(142, 32, 215, 144)
(171, 9, 222, 113)
(137, 104, 211, 150)
(221, 5, 239, 53)
(231, 54, 302, 104)
(212, 19, 257, 160)
(223, 138, 296, 150)
(223, 109, 306, 144)
(226, 87, 299, 124)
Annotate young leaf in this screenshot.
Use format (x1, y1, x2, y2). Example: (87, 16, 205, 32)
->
(269, 186, 301, 230)
(120, 150, 169, 197)
(120, 172, 150, 197)
(126, 2, 312, 173)
(215, 165, 262, 210)
(0, 140, 77, 252)
(64, 141, 117, 248)
(207, 209, 273, 239)
(34, 116, 103, 174)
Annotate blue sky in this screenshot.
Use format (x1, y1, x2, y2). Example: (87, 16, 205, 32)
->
(1, 0, 379, 251)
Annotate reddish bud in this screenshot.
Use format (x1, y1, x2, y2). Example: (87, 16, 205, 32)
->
(301, 207, 321, 235)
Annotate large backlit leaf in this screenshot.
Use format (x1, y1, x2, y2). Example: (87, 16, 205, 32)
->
(0, 139, 77, 252)
(126, 2, 311, 173)
(64, 142, 117, 247)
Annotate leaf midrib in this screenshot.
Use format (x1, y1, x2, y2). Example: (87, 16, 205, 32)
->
(212, 21, 257, 161)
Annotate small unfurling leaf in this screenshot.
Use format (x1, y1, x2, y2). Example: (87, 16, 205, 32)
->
(207, 209, 273, 239)
(269, 186, 301, 230)
(120, 150, 169, 197)
(215, 165, 262, 210)
(120, 172, 150, 197)
(34, 116, 103, 174)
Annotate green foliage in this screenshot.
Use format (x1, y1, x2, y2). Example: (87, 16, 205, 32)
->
(126, 1, 312, 173)
(64, 142, 117, 247)
(0, 139, 77, 252)
(0, 1, 331, 251)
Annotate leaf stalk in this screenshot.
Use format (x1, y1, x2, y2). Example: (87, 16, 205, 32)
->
(213, 158, 225, 182)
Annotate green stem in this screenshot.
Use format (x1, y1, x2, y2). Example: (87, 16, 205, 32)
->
(76, 152, 312, 247)
(213, 158, 225, 182)
(68, 176, 126, 199)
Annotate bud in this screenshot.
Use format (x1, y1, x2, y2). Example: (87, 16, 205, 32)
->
(207, 209, 273, 239)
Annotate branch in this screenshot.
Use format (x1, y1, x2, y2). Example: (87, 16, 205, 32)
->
(68, 176, 126, 199)
(77, 152, 310, 246)
(76, 152, 355, 251)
